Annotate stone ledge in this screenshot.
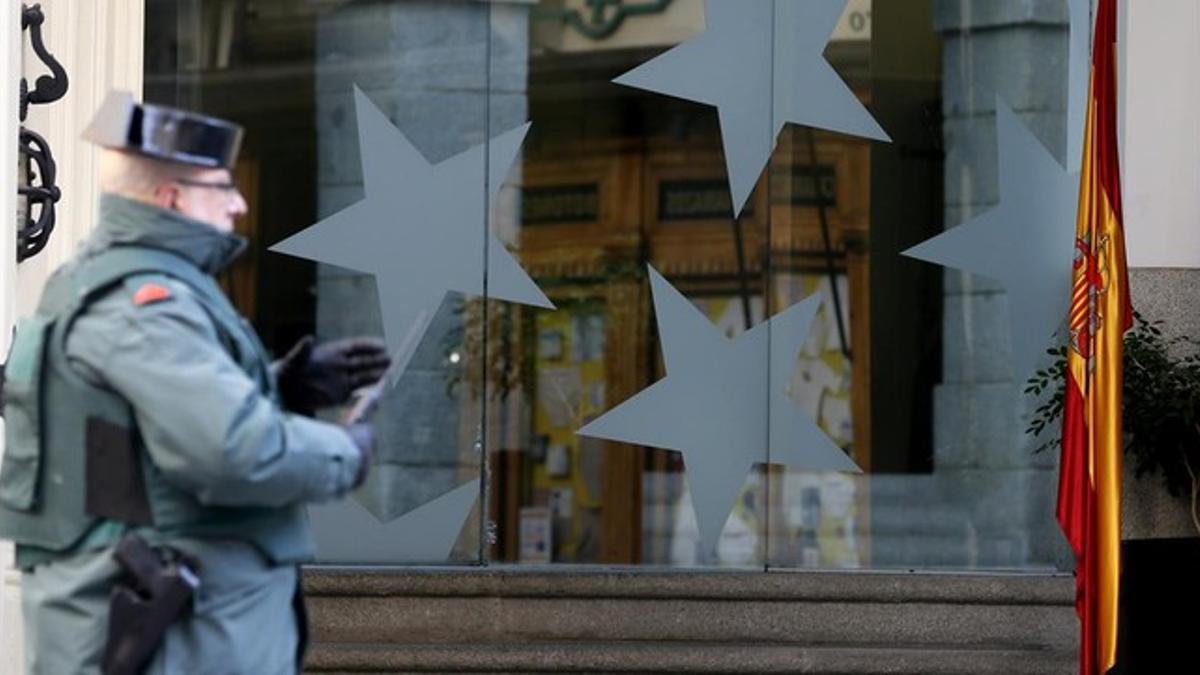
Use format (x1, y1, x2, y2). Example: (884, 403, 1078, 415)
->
(302, 566, 1074, 605)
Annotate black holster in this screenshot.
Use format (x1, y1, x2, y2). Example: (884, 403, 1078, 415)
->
(102, 534, 201, 675)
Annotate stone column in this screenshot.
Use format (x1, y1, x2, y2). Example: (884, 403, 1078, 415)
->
(1, 1, 145, 666)
(0, 6, 22, 668)
(931, 0, 1073, 568)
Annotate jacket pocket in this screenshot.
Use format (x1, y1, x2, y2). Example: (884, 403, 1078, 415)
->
(0, 315, 52, 511)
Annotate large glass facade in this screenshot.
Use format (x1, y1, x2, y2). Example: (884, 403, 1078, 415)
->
(144, 0, 1077, 571)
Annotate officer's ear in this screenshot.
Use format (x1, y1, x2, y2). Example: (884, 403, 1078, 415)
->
(150, 181, 182, 212)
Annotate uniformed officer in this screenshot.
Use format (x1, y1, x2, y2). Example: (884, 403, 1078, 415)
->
(0, 92, 388, 674)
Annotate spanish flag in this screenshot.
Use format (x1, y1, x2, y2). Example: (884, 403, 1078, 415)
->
(1058, 0, 1131, 673)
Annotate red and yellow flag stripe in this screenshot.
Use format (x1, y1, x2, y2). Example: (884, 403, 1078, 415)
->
(1058, 0, 1131, 673)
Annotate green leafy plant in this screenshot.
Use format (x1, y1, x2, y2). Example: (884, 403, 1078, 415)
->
(1026, 313, 1200, 534)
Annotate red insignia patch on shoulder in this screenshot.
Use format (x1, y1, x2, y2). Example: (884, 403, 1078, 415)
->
(132, 283, 172, 306)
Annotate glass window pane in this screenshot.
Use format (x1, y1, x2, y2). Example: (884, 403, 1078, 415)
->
(143, 0, 1077, 572)
(145, 0, 491, 564)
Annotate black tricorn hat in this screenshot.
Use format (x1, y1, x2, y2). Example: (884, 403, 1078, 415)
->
(82, 91, 243, 169)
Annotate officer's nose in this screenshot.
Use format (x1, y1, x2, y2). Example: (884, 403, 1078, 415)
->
(230, 190, 248, 217)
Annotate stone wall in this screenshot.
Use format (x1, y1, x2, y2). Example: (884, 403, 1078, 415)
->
(1123, 269, 1200, 540)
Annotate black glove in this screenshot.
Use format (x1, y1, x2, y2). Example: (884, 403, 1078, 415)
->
(344, 422, 374, 489)
(275, 335, 390, 414)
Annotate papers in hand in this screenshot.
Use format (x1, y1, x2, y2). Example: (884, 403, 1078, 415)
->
(341, 309, 430, 425)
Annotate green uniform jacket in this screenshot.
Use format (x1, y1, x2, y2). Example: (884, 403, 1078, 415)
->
(14, 194, 362, 674)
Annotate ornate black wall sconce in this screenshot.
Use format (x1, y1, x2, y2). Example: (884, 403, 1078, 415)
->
(18, 3, 68, 262)
(534, 0, 674, 41)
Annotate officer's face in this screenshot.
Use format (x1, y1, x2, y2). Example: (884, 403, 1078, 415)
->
(164, 168, 248, 233)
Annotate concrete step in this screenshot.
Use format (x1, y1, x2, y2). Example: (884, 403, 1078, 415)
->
(302, 567, 1077, 673)
(307, 642, 1076, 674)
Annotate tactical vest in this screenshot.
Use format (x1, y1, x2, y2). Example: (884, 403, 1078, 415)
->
(0, 245, 314, 568)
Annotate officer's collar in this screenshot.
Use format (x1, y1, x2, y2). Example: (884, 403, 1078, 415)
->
(94, 193, 248, 275)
